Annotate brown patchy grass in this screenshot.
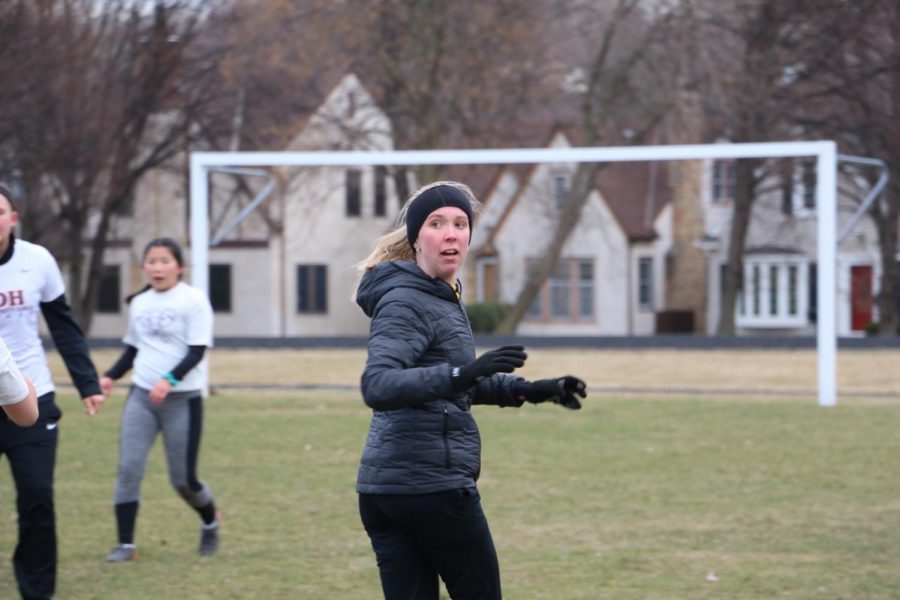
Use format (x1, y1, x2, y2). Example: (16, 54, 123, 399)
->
(58, 346, 900, 402)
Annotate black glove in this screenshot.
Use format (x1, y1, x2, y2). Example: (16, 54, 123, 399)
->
(514, 376, 586, 410)
(452, 345, 527, 392)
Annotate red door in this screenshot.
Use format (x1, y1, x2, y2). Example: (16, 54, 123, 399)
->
(850, 265, 873, 331)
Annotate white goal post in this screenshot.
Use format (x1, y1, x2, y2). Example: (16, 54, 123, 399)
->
(189, 141, 839, 407)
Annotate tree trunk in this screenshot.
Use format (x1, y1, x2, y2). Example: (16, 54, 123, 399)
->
(392, 167, 410, 207)
(80, 198, 116, 335)
(877, 8, 900, 335)
(875, 178, 900, 334)
(494, 162, 602, 334)
(717, 159, 758, 335)
(64, 204, 87, 327)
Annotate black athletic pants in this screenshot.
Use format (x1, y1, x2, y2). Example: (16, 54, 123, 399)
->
(0, 392, 60, 600)
(359, 488, 502, 600)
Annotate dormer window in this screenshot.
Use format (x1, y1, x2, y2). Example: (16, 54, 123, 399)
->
(550, 172, 571, 207)
(346, 169, 361, 217)
(347, 91, 356, 118)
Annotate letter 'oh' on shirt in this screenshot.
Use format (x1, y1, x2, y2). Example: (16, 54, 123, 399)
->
(0, 239, 65, 396)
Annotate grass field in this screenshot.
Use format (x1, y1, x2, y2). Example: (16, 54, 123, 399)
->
(2, 348, 900, 598)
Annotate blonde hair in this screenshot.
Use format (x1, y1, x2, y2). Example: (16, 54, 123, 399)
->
(356, 180, 481, 274)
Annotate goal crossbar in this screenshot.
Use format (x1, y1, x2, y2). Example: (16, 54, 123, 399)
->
(189, 140, 838, 406)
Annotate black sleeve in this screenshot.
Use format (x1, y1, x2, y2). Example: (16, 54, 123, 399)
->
(169, 345, 206, 381)
(40, 294, 102, 397)
(104, 345, 137, 380)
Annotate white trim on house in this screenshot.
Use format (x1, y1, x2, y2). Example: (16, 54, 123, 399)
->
(735, 252, 809, 329)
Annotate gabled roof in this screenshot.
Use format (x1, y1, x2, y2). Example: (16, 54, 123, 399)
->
(284, 71, 388, 150)
(479, 129, 672, 248)
(596, 160, 670, 242)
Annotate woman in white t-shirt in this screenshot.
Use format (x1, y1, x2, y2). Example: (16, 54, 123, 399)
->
(0, 335, 37, 426)
(99, 237, 220, 562)
(0, 184, 105, 599)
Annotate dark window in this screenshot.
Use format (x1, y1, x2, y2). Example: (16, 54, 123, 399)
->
(116, 189, 135, 217)
(209, 264, 232, 313)
(638, 257, 653, 310)
(297, 265, 327, 313)
(802, 161, 816, 209)
(578, 260, 593, 317)
(97, 265, 121, 314)
(751, 264, 761, 316)
(374, 166, 387, 217)
(808, 263, 817, 323)
(347, 91, 356, 118)
(720, 263, 729, 297)
(769, 265, 779, 316)
(346, 169, 362, 216)
(894, 262, 900, 315)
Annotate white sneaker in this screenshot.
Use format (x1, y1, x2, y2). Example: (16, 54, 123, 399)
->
(198, 515, 220, 557)
(105, 544, 136, 562)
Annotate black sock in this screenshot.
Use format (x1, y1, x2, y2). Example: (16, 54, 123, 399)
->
(195, 501, 217, 525)
(115, 501, 139, 544)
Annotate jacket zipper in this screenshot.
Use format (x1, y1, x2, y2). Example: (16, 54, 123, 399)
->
(442, 407, 451, 469)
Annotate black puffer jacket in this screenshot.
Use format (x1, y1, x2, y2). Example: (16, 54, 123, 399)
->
(355, 260, 522, 495)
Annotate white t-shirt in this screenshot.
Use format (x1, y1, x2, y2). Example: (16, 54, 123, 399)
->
(0, 239, 66, 396)
(124, 281, 213, 392)
(0, 336, 29, 406)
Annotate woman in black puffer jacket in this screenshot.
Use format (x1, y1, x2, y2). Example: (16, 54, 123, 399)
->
(355, 181, 587, 600)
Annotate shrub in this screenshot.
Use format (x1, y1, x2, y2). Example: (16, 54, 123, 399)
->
(466, 302, 513, 333)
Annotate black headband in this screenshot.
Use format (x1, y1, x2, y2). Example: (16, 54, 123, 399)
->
(0, 184, 14, 209)
(405, 185, 474, 249)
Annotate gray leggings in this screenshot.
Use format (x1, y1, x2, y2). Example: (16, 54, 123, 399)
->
(115, 386, 213, 509)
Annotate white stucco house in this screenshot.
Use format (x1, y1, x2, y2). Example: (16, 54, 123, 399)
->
(467, 131, 673, 336)
(88, 74, 681, 339)
(89, 73, 404, 337)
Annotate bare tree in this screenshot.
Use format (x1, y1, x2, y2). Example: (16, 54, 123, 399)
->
(349, 0, 550, 202)
(0, 0, 230, 330)
(210, 0, 359, 152)
(793, 0, 900, 334)
(212, 0, 553, 214)
(691, 0, 877, 334)
(495, 0, 684, 333)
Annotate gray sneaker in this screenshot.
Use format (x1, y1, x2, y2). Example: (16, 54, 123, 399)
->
(198, 522, 220, 557)
(105, 544, 136, 562)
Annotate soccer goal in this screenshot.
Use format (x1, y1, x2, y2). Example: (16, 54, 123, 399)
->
(189, 141, 839, 406)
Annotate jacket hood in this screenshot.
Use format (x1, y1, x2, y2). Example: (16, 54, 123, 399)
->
(356, 260, 457, 317)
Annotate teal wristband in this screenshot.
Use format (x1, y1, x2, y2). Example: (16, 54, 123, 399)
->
(162, 372, 179, 386)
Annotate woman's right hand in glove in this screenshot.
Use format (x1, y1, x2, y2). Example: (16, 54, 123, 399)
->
(451, 345, 527, 391)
